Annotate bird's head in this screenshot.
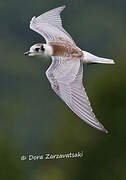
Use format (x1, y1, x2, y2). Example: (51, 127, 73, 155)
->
(24, 43, 53, 57)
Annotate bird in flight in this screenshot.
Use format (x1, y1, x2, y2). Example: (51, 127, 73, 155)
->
(24, 6, 115, 133)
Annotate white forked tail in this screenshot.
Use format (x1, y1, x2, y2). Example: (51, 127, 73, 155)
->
(83, 51, 115, 64)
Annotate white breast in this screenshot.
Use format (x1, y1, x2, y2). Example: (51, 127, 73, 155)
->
(43, 44, 53, 56)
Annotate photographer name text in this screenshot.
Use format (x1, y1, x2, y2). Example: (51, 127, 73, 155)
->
(20, 151, 84, 161)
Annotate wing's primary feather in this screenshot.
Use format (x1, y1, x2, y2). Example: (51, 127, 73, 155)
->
(46, 57, 108, 133)
(30, 6, 75, 44)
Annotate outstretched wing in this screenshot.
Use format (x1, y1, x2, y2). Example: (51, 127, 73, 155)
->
(30, 6, 75, 44)
(46, 56, 108, 133)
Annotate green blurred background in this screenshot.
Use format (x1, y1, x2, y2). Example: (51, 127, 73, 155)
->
(0, 0, 126, 179)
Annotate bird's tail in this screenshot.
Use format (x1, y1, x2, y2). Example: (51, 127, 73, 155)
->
(82, 51, 115, 64)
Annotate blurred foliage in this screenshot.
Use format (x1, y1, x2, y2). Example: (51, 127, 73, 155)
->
(0, 0, 126, 179)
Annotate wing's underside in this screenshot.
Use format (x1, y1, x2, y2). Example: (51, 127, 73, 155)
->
(46, 56, 108, 133)
(30, 6, 75, 44)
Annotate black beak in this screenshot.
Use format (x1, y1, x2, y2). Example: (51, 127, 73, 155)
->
(24, 51, 30, 56)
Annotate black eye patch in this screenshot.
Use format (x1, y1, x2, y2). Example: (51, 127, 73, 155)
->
(41, 45, 45, 51)
(35, 48, 40, 52)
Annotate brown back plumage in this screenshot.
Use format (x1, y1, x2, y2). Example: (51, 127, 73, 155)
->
(49, 40, 83, 59)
